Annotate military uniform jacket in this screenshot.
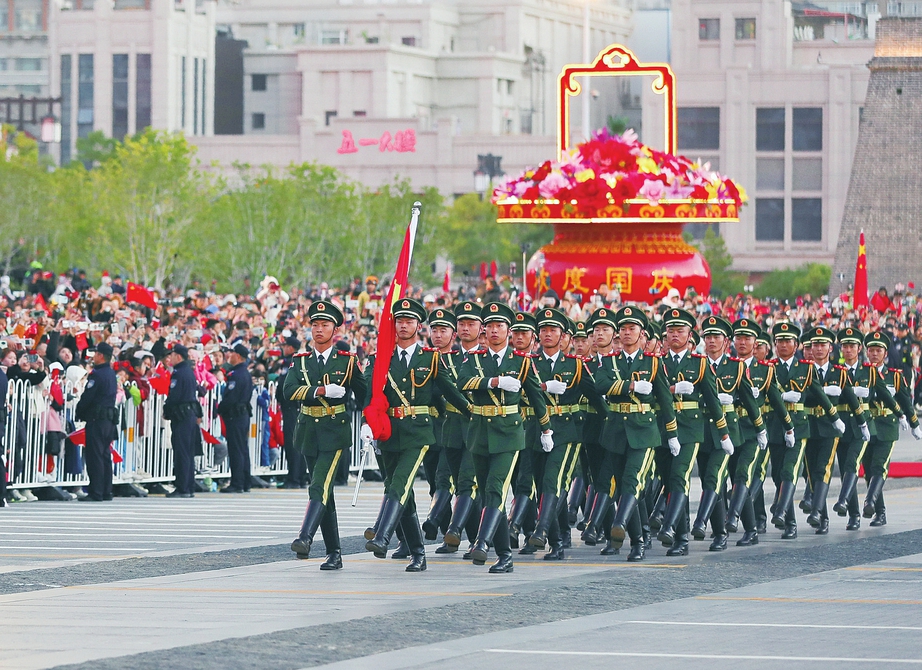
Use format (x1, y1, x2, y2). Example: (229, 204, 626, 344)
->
(869, 365, 919, 442)
(457, 348, 549, 455)
(581, 354, 611, 447)
(703, 356, 763, 447)
(284, 349, 366, 452)
(75, 363, 117, 423)
(771, 358, 835, 440)
(808, 364, 867, 439)
(594, 351, 677, 452)
(661, 352, 727, 445)
(218, 362, 254, 421)
(534, 352, 608, 446)
(365, 346, 469, 453)
(845, 363, 899, 439)
(164, 360, 198, 421)
(746, 360, 794, 443)
(435, 349, 473, 450)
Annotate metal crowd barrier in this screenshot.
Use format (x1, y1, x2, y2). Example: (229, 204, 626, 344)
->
(2, 376, 374, 494)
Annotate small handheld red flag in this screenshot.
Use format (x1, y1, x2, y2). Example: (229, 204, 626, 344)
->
(442, 265, 451, 294)
(127, 282, 158, 310)
(853, 230, 869, 309)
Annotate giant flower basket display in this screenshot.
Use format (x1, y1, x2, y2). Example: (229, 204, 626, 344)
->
(493, 45, 746, 303)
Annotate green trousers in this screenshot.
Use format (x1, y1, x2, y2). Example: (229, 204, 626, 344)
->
(306, 449, 344, 505)
(836, 436, 867, 476)
(697, 443, 731, 492)
(769, 438, 807, 485)
(436, 446, 477, 498)
(533, 442, 577, 499)
(805, 437, 839, 489)
(598, 447, 655, 499)
(513, 448, 537, 498)
(665, 441, 700, 496)
(730, 438, 760, 487)
(472, 450, 520, 511)
(862, 437, 895, 480)
(380, 447, 429, 512)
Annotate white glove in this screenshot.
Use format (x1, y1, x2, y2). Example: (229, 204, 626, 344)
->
(667, 437, 680, 456)
(853, 386, 869, 399)
(823, 385, 842, 397)
(360, 424, 374, 443)
(540, 431, 554, 452)
(782, 390, 802, 403)
(784, 430, 796, 449)
(900, 416, 910, 431)
(751, 386, 760, 399)
(544, 380, 567, 395)
(632, 380, 653, 395)
(717, 393, 735, 406)
(860, 423, 871, 441)
(674, 380, 695, 395)
(913, 425, 922, 440)
(323, 384, 346, 399)
(833, 418, 846, 435)
(887, 385, 897, 397)
(757, 430, 768, 450)
(496, 375, 522, 392)
(720, 436, 734, 455)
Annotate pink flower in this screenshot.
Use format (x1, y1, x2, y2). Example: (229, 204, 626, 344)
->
(665, 181, 695, 199)
(639, 178, 667, 205)
(538, 171, 571, 199)
(513, 180, 531, 198)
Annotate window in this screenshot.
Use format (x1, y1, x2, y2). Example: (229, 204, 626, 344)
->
(15, 58, 42, 71)
(15, 0, 42, 31)
(401, 36, 418, 47)
(793, 107, 822, 151)
(61, 54, 72, 164)
(735, 18, 756, 40)
(353, 110, 366, 117)
(791, 198, 822, 241)
(252, 113, 265, 130)
(0, 60, 7, 71)
(507, 80, 514, 95)
(293, 23, 305, 37)
(755, 198, 784, 241)
(756, 158, 784, 191)
(251, 74, 267, 91)
(201, 59, 206, 134)
(112, 54, 129, 139)
(180, 56, 186, 128)
(136, 53, 151, 130)
(678, 107, 720, 150)
(324, 110, 337, 126)
(792, 158, 822, 191)
(0, 8, 6, 31)
(193, 58, 199, 135)
(77, 54, 94, 139)
(320, 29, 346, 45)
(756, 108, 784, 151)
(699, 18, 720, 40)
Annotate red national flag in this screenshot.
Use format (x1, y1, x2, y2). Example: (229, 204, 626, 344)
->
(34, 293, 51, 316)
(148, 365, 172, 395)
(490, 260, 498, 278)
(363, 203, 421, 441)
(201, 428, 222, 445)
(75, 331, 88, 351)
(853, 230, 869, 309)
(442, 264, 451, 294)
(68, 428, 86, 446)
(110, 446, 123, 464)
(127, 282, 158, 310)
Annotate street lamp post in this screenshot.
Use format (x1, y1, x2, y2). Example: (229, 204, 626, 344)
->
(473, 153, 504, 200)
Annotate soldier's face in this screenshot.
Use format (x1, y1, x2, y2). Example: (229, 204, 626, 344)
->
(593, 324, 614, 351)
(867, 345, 887, 367)
(841, 343, 860, 363)
(774, 339, 797, 359)
(311, 319, 336, 346)
(485, 322, 509, 347)
(539, 325, 562, 350)
(812, 341, 831, 363)
(704, 334, 725, 357)
(755, 343, 770, 360)
(457, 318, 482, 345)
(734, 334, 756, 358)
(395, 317, 420, 342)
(511, 329, 533, 351)
(619, 323, 641, 348)
(429, 325, 454, 349)
(573, 337, 591, 357)
(802, 343, 814, 361)
(560, 334, 571, 352)
(666, 325, 690, 352)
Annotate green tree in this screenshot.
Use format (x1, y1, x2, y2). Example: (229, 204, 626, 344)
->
(696, 225, 746, 297)
(754, 263, 831, 301)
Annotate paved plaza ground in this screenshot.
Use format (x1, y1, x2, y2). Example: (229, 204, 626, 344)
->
(3, 436, 922, 669)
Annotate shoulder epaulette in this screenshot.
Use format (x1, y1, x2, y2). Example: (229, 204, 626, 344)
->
(889, 367, 900, 373)
(336, 350, 357, 357)
(471, 348, 487, 355)
(603, 352, 618, 357)
(864, 362, 873, 367)
(769, 358, 779, 364)
(834, 364, 845, 370)
(762, 359, 775, 366)
(644, 351, 657, 357)
(582, 355, 593, 362)
(691, 353, 705, 358)
(565, 353, 580, 359)
(421, 346, 438, 353)
(800, 359, 810, 364)
(730, 356, 741, 362)
(513, 350, 538, 358)
(293, 352, 310, 358)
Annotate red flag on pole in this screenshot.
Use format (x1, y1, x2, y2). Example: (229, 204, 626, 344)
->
(201, 428, 222, 445)
(853, 230, 869, 309)
(442, 264, 451, 294)
(363, 202, 422, 441)
(34, 293, 51, 316)
(127, 282, 158, 310)
(490, 260, 498, 278)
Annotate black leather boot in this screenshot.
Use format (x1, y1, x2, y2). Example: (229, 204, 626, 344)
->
(781, 499, 797, 539)
(772, 481, 796, 529)
(319, 506, 343, 570)
(443, 494, 474, 549)
(507, 494, 531, 548)
(752, 482, 768, 534)
(657, 492, 687, 546)
(627, 539, 645, 562)
(422, 489, 453, 541)
(807, 481, 830, 528)
(708, 495, 728, 551)
(291, 501, 325, 559)
(736, 495, 759, 546)
(402, 512, 427, 572)
(863, 476, 885, 519)
(638, 495, 652, 550)
(725, 480, 748, 533)
(557, 492, 572, 548)
(667, 504, 690, 556)
(834, 472, 858, 517)
(466, 497, 484, 543)
(364, 497, 387, 540)
(365, 497, 404, 556)
(609, 493, 637, 550)
(543, 518, 565, 561)
(580, 492, 611, 546)
(799, 479, 813, 513)
(577, 484, 594, 531)
(649, 491, 667, 532)
(600, 539, 620, 555)
(471, 506, 503, 565)
(528, 493, 559, 548)
(489, 514, 514, 573)
(391, 536, 410, 559)
(736, 530, 759, 546)
(691, 490, 719, 540)
(846, 515, 861, 530)
(567, 477, 585, 525)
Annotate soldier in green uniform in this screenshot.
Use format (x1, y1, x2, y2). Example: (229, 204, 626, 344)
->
(693, 316, 764, 551)
(441, 300, 487, 554)
(655, 308, 728, 556)
(768, 322, 841, 539)
(363, 298, 471, 572)
(566, 320, 593, 531)
(833, 327, 900, 530)
(528, 308, 607, 559)
(750, 327, 776, 533)
(860, 330, 922, 526)
(457, 302, 551, 573)
(287, 301, 367, 570)
(802, 326, 870, 534)
(725, 320, 794, 547)
(591, 306, 679, 560)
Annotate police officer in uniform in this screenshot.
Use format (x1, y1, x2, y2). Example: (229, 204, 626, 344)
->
(288, 300, 367, 569)
(163, 344, 200, 498)
(277, 336, 308, 489)
(218, 343, 254, 493)
(75, 343, 118, 502)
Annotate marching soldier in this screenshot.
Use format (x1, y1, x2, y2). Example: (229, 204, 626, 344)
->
(163, 344, 201, 498)
(693, 316, 762, 552)
(457, 302, 552, 573)
(592, 306, 679, 560)
(860, 330, 922, 526)
(566, 320, 593, 532)
(441, 300, 487, 554)
(218, 343, 254, 494)
(75, 343, 118, 502)
(802, 327, 870, 534)
(751, 327, 776, 533)
(363, 298, 470, 572)
(277, 336, 308, 489)
(288, 301, 367, 570)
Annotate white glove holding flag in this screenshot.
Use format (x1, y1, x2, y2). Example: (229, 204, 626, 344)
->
(860, 423, 871, 441)
(823, 385, 842, 397)
(674, 381, 695, 395)
(544, 380, 567, 395)
(360, 424, 374, 443)
(496, 376, 522, 392)
(323, 384, 346, 399)
(633, 380, 653, 395)
(717, 393, 735, 406)
(540, 431, 555, 452)
(757, 430, 768, 450)
(782, 391, 802, 404)
(720, 437, 734, 455)
(853, 386, 869, 399)
(668, 437, 681, 456)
